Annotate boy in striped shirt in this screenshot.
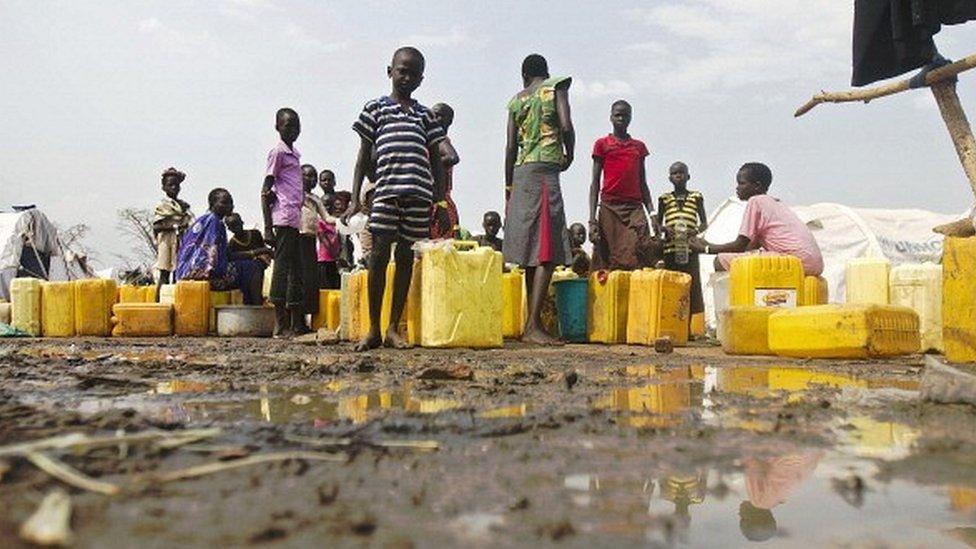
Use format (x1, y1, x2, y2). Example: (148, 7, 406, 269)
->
(345, 46, 448, 351)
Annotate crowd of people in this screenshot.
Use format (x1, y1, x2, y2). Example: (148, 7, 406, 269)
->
(152, 47, 824, 350)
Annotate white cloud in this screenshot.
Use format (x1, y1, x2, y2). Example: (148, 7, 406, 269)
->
(136, 17, 224, 57)
(285, 22, 347, 52)
(403, 26, 472, 48)
(574, 79, 635, 100)
(625, 1, 852, 97)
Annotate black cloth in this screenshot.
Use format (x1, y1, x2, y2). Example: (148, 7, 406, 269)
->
(853, 0, 976, 86)
(227, 229, 266, 257)
(318, 261, 341, 290)
(298, 234, 319, 314)
(270, 226, 302, 308)
(664, 252, 704, 315)
(474, 234, 503, 252)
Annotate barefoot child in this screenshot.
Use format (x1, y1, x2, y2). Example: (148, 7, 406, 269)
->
(658, 162, 707, 326)
(345, 46, 448, 351)
(503, 54, 575, 346)
(298, 163, 330, 333)
(474, 211, 503, 252)
(262, 108, 305, 337)
(589, 100, 658, 271)
(691, 162, 824, 276)
(430, 102, 461, 240)
(153, 167, 193, 298)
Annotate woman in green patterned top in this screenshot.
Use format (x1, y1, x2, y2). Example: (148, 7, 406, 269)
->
(503, 53, 575, 346)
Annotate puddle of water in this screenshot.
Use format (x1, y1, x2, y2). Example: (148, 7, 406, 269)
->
(560, 451, 975, 547)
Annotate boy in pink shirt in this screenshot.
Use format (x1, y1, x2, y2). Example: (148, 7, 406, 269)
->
(261, 107, 305, 337)
(692, 162, 823, 276)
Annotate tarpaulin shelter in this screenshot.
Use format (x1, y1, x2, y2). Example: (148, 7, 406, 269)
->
(699, 197, 961, 330)
(0, 208, 93, 300)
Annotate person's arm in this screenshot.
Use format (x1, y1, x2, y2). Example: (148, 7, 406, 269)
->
(345, 136, 372, 224)
(696, 194, 708, 235)
(589, 157, 602, 244)
(657, 196, 666, 238)
(429, 142, 447, 202)
(691, 234, 751, 255)
(439, 139, 459, 167)
(554, 83, 575, 171)
(261, 175, 275, 244)
(504, 111, 517, 202)
(639, 159, 660, 237)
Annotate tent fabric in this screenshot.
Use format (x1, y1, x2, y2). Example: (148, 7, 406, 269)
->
(699, 197, 960, 331)
(0, 209, 91, 300)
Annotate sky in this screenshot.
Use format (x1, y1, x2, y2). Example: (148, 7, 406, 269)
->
(2, 0, 975, 267)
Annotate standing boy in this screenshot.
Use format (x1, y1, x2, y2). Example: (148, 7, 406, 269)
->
(503, 54, 574, 346)
(319, 169, 337, 208)
(344, 46, 448, 351)
(589, 100, 659, 271)
(474, 211, 503, 252)
(262, 108, 305, 337)
(299, 163, 329, 333)
(153, 167, 193, 298)
(658, 161, 708, 327)
(691, 162, 824, 276)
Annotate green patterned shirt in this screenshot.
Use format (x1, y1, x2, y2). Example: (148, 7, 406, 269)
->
(507, 76, 571, 166)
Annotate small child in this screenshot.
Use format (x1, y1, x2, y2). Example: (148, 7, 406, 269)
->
(317, 191, 351, 289)
(152, 167, 193, 297)
(658, 161, 708, 325)
(319, 169, 337, 209)
(345, 46, 447, 351)
(691, 162, 824, 276)
(262, 107, 304, 338)
(430, 102, 461, 240)
(225, 212, 273, 305)
(298, 163, 330, 333)
(589, 100, 658, 271)
(568, 222, 591, 278)
(474, 211, 503, 251)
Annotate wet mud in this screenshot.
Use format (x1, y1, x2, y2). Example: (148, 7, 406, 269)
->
(1, 338, 975, 547)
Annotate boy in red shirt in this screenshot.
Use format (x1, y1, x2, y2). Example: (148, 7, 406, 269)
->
(589, 100, 659, 271)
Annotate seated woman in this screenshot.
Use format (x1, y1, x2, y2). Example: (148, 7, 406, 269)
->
(225, 212, 273, 304)
(174, 188, 266, 305)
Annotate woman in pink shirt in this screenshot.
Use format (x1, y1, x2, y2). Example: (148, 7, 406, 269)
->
(691, 162, 824, 276)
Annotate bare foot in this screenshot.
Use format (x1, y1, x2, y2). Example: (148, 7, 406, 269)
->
(521, 327, 564, 346)
(355, 331, 383, 352)
(383, 329, 412, 349)
(273, 328, 295, 340)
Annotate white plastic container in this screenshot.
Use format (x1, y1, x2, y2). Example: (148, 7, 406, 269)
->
(845, 257, 890, 305)
(890, 263, 943, 352)
(159, 284, 176, 305)
(215, 305, 275, 337)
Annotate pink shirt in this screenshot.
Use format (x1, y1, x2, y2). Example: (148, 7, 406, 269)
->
(739, 195, 824, 275)
(265, 141, 303, 229)
(317, 219, 340, 262)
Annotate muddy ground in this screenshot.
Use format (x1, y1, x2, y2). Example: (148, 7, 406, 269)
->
(1, 338, 975, 548)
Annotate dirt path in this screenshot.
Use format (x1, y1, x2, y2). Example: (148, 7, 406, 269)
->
(1, 338, 975, 547)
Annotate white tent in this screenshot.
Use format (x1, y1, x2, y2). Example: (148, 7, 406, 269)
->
(0, 209, 93, 300)
(699, 197, 960, 330)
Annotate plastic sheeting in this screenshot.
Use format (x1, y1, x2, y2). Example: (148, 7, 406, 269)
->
(0, 209, 90, 300)
(699, 197, 961, 330)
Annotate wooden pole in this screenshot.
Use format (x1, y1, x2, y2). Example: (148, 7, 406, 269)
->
(930, 80, 976, 199)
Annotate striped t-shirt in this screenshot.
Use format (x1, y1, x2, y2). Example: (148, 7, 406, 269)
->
(352, 96, 445, 203)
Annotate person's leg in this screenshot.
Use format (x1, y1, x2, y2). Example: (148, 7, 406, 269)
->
(286, 231, 308, 334)
(325, 262, 340, 290)
(248, 263, 265, 306)
(156, 270, 170, 302)
(271, 226, 299, 337)
(523, 261, 560, 345)
(294, 235, 317, 333)
(357, 233, 394, 351)
(384, 237, 415, 348)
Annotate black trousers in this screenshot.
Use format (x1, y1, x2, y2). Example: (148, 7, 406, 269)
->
(319, 261, 340, 290)
(270, 226, 302, 308)
(298, 234, 319, 314)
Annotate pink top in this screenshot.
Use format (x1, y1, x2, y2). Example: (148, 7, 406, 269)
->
(739, 195, 824, 275)
(317, 219, 340, 262)
(266, 140, 303, 229)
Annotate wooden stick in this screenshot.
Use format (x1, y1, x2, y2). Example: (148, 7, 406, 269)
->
(143, 451, 346, 483)
(25, 452, 120, 496)
(795, 53, 976, 117)
(930, 80, 976, 199)
(0, 429, 221, 458)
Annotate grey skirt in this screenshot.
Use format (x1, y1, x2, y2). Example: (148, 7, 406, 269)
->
(502, 162, 572, 267)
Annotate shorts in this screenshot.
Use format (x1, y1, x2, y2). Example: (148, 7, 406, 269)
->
(368, 196, 431, 242)
(155, 231, 178, 272)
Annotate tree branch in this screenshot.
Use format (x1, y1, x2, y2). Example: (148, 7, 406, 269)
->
(795, 53, 976, 117)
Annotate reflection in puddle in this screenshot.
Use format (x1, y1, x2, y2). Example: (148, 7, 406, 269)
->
(561, 453, 975, 546)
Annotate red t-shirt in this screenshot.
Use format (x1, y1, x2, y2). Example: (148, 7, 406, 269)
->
(592, 134, 649, 203)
